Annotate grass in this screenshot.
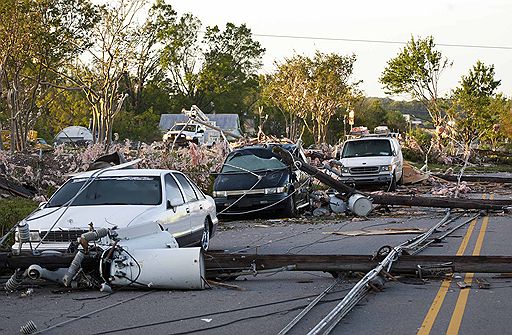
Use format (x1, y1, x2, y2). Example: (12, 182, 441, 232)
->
(0, 197, 39, 250)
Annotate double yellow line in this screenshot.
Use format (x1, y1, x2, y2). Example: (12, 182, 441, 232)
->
(417, 194, 492, 335)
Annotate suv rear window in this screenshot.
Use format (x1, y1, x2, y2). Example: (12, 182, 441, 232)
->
(48, 176, 162, 207)
(342, 139, 392, 158)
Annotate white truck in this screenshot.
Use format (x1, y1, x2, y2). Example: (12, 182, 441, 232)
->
(335, 135, 404, 191)
(163, 122, 220, 147)
(163, 106, 221, 147)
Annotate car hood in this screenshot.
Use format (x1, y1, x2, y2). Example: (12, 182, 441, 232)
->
(340, 156, 393, 167)
(25, 205, 160, 231)
(214, 170, 289, 191)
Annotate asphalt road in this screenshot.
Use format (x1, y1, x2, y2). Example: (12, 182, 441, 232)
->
(2, 192, 512, 334)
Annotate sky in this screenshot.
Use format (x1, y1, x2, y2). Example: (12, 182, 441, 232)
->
(170, 0, 512, 99)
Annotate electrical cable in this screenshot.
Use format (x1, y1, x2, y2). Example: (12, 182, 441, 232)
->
(35, 291, 152, 334)
(251, 33, 512, 50)
(92, 289, 353, 334)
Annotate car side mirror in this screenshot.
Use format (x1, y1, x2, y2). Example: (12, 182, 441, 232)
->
(167, 197, 184, 209)
(38, 201, 47, 209)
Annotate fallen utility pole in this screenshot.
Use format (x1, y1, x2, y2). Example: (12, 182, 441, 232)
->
(370, 194, 512, 210)
(272, 146, 357, 198)
(203, 253, 512, 276)
(434, 173, 512, 184)
(4, 251, 512, 275)
(273, 146, 512, 211)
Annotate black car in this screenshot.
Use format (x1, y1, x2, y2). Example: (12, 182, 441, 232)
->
(212, 144, 311, 217)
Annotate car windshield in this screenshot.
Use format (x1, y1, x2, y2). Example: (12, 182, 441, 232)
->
(47, 176, 162, 207)
(342, 139, 392, 158)
(221, 149, 287, 173)
(171, 124, 196, 132)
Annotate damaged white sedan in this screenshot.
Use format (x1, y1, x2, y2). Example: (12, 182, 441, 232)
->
(13, 168, 218, 254)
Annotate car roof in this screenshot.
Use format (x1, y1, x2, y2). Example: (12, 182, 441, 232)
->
(345, 137, 394, 142)
(71, 168, 179, 179)
(233, 143, 297, 151)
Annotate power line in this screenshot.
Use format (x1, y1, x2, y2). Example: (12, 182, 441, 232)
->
(252, 33, 512, 50)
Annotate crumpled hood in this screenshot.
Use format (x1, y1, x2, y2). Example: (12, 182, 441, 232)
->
(340, 156, 393, 168)
(25, 205, 161, 231)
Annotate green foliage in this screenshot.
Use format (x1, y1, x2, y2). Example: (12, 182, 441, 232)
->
(353, 98, 406, 133)
(157, 10, 264, 117)
(113, 107, 161, 143)
(264, 52, 359, 144)
(448, 61, 504, 148)
(0, 198, 38, 240)
(380, 36, 451, 127)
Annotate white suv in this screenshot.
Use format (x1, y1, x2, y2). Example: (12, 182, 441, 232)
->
(336, 136, 403, 191)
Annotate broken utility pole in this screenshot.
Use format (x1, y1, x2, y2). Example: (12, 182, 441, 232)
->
(434, 173, 512, 184)
(272, 146, 512, 211)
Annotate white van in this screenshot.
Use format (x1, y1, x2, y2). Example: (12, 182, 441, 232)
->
(336, 136, 403, 191)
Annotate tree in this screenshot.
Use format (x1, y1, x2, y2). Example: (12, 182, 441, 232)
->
(123, 0, 177, 114)
(0, 0, 96, 151)
(158, 17, 264, 115)
(380, 36, 451, 128)
(68, 0, 145, 144)
(448, 61, 505, 149)
(263, 55, 310, 140)
(264, 52, 359, 144)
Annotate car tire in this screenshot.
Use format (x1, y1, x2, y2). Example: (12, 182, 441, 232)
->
(201, 218, 210, 251)
(282, 194, 297, 218)
(389, 173, 397, 192)
(398, 169, 404, 185)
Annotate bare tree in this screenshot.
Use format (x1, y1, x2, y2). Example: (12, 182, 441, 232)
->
(68, 0, 146, 144)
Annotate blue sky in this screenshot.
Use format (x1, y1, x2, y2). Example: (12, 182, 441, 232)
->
(170, 0, 512, 99)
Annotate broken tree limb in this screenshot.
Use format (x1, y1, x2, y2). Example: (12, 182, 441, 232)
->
(434, 173, 512, 184)
(370, 194, 512, 210)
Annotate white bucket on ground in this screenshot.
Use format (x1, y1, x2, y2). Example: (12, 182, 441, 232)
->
(348, 194, 373, 217)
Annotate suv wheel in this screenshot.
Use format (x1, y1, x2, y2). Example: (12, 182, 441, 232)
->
(388, 173, 397, 192)
(283, 194, 297, 218)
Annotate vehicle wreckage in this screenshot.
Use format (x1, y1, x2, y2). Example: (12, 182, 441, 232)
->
(2, 158, 217, 292)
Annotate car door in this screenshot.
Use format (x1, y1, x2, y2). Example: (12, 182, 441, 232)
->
(160, 173, 191, 246)
(172, 173, 203, 246)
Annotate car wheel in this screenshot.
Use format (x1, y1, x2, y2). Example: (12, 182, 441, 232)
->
(388, 173, 397, 192)
(282, 194, 297, 218)
(398, 169, 404, 185)
(201, 218, 210, 251)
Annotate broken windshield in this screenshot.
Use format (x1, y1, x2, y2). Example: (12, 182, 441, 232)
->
(47, 176, 162, 207)
(171, 124, 197, 132)
(342, 139, 392, 158)
(221, 149, 287, 173)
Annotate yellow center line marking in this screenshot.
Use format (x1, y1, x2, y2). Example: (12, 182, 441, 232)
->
(446, 194, 492, 335)
(417, 194, 486, 335)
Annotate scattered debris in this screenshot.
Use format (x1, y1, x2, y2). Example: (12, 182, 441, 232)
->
(313, 207, 331, 217)
(19, 320, 37, 335)
(457, 281, 471, 289)
(402, 162, 430, 185)
(476, 277, 491, 289)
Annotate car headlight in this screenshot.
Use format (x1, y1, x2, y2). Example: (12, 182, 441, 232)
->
(380, 165, 393, 172)
(14, 231, 41, 242)
(264, 186, 287, 194)
(341, 167, 350, 174)
(185, 135, 193, 140)
(212, 190, 227, 197)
